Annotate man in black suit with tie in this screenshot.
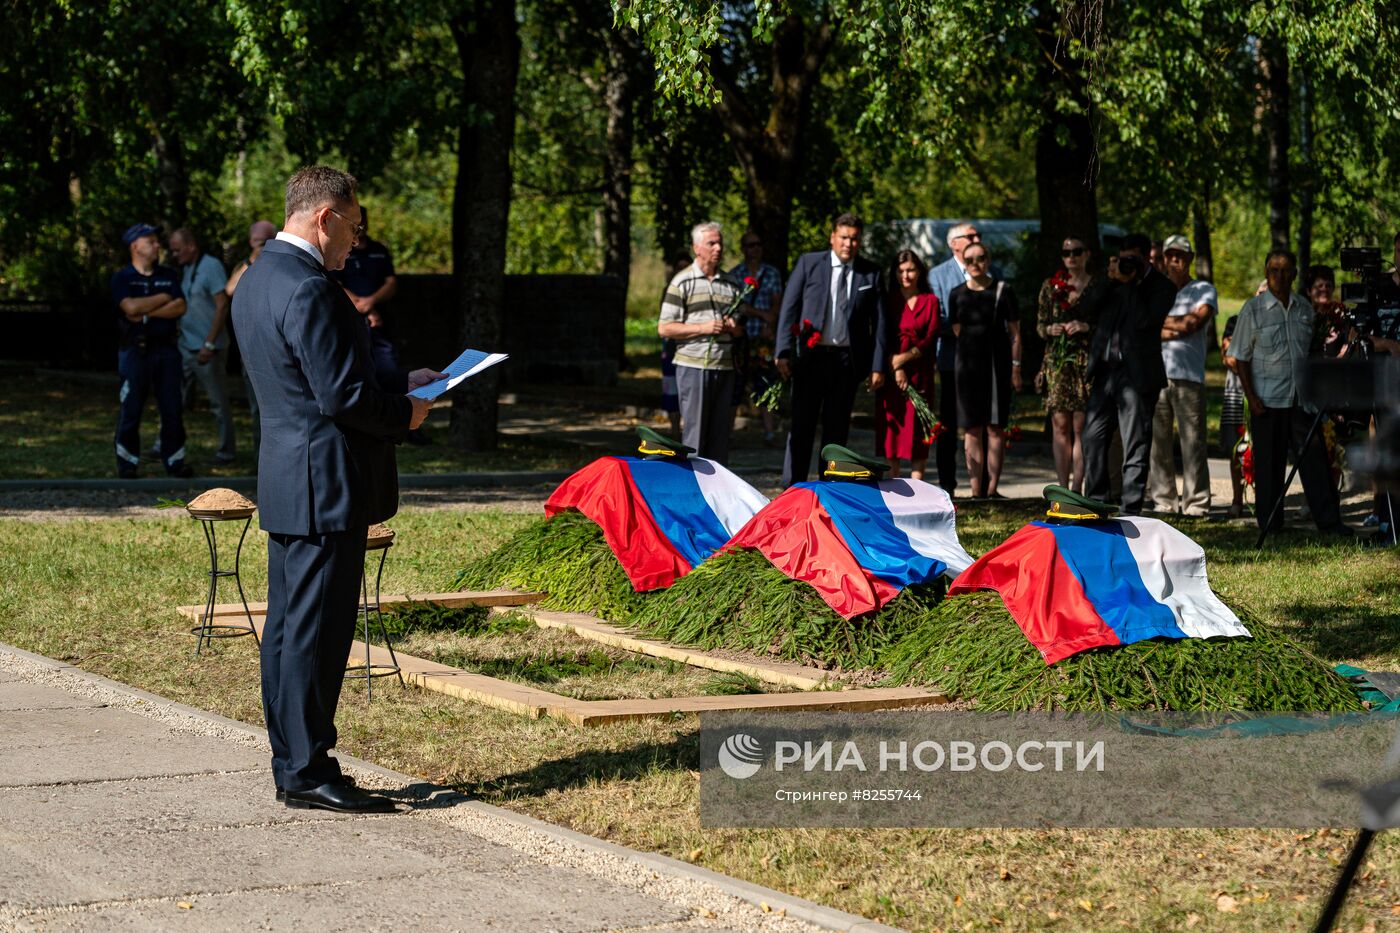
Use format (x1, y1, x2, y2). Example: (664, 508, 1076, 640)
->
(234, 165, 439, 813)
(774, 213, 887, 486)
(1081, 232, 1176, 514)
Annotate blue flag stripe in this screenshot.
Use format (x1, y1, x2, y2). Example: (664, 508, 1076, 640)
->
(802, 482, 946, 588)
(625, 459, 731, 568)
(1035, 521, 1187, 644)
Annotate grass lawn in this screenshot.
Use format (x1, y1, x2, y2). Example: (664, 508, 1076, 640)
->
(2, 500, 1397, 931)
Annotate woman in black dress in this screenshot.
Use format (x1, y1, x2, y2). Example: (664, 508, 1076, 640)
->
(950, 243, 1022, 498)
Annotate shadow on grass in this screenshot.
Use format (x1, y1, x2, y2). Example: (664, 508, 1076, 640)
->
(465, 733, 699, 801)
(1283, 610, 1400, 665)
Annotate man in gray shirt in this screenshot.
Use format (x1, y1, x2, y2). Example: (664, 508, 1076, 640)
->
(1231, 248, 1349, 535)
(170, 228, 234, 462)
(658, 221, 744, 463)
(1148, 234, 1216, 516)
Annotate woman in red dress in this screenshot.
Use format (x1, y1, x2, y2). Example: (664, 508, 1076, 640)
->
(875, 249, 941, 479)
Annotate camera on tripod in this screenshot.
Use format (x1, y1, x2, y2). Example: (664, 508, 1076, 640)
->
(1299, 247, 1400, 493)
(1339, 247, 1391, 346)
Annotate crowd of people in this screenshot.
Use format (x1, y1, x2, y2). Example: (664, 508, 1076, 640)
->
(110, 208, 418, 477)
(659, 216, 1400, 536)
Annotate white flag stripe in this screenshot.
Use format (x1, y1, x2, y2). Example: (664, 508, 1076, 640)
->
(691, 458, 769, 536)
(877, 479, 975, 575)
(1116, 517, 1250, 640)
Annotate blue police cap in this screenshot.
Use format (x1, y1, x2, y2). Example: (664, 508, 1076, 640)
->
(121, 223, 163, 245)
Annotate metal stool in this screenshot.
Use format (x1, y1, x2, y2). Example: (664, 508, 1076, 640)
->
(186, 492, 260, 656)
(347, 523, 404, 699)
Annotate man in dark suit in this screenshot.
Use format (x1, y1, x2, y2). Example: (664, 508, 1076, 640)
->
(1081, 232, 1176, 514)
(774, 213, 887, 486)
(233, 166, 439, 813)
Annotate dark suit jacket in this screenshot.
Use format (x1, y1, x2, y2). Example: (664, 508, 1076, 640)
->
(1087, 266, 1176, 395)
(233, 239, 412, 535)
(775, 250, 886, 374)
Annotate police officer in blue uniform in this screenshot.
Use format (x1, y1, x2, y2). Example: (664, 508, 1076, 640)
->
(329, 207, 401, 391)
(112, 223, 194, 478)
(330, 208, 432, 444)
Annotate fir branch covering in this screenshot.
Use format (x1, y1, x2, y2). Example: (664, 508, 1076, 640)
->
(879, 592, 1362, 712)
(455, 517, 1362, 711)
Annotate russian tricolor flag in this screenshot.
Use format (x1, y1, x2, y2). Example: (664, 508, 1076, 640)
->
(949, 517, 1250, 664)
(726, 479, 974, 619)
(545, 456, 768, 592)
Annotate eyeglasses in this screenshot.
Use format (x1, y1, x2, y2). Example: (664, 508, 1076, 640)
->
(955, 232, 982, 242)
(964, 254, 990, 265)
(326, 206, 364, 239)
(1061, 247, 1087, 258)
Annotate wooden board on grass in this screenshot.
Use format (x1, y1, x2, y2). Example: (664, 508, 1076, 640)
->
(177, 590, 949, 725)
(510, 607, 834, 691)
(175, 589, 544, 622)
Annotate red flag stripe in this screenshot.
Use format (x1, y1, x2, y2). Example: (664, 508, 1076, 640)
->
(948, 523, 1122, 664)
(545, 457, 690, 592)
(725, 486, 900, 619)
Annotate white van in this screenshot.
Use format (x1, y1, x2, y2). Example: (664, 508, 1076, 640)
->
(875, 218, 1128, 277)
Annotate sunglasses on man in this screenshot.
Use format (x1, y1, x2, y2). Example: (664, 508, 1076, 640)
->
(1061, 247, 1087, 258)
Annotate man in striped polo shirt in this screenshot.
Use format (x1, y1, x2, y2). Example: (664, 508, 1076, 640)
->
(658, 221, 744, 463)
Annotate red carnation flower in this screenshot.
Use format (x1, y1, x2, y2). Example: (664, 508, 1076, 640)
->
(806, 330, 822, 348)
(744, 275, 758, 288)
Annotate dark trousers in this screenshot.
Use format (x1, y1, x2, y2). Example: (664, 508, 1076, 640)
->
(262, 527, 367, 792)
(782, 347, 859, 486)
(1250, 406, 1342, 532)
(936, 368, 958, 493)
(1083, 367, 1159, 514)
(115, 345, 187, 473)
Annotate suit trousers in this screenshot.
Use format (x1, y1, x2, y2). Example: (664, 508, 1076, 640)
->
(1250, 406, 1342, 532)
(936, 368, 958, 493)
(782, 346, 859, 486)
(180, 346, 236, 460)
(1148, 378, 1211, 515)
(674, 364, 735, 464)
(1082, 366, 1159, 514)
(262, 527, 367, 792)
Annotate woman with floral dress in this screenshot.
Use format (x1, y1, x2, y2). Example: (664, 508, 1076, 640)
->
(1036, 236, 1107, 492)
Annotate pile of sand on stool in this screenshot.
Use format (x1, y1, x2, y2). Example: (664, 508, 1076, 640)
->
(186, 488, 256, 514)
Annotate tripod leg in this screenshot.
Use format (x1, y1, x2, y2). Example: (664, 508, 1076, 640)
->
(1313, 828, 1375, 933)
(1256, 409, 1326, 549)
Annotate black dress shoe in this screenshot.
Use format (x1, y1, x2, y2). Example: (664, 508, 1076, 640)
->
(276, 774, 356, 802)
(284, 782, 396, 813)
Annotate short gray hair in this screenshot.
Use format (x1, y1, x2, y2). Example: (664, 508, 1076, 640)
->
(691, 221, 722, 246)
(945, 222, 975, 249)
(285, 165, 357, 219)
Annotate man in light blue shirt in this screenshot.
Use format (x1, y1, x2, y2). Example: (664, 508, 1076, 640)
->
(1232, 248, 1348, 535)
(926, 222, 980, 493)
(1148, 235, 1216, 516)
(170, 228, 234, 462)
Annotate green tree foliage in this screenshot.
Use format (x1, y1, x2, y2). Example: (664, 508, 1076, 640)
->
(0, 1, 258, 296)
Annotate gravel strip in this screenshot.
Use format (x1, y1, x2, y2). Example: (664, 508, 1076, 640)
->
(0, 646, 883, 933)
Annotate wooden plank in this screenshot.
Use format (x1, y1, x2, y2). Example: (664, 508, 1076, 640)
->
(237, 612, 560, 719)
(175, 589, 544, 622)
(199, 599, 947, 727)
(557, 688, 949, 727)
(512, 607, 833, 691)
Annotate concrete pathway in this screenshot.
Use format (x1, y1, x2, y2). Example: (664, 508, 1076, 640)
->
(0, 646, 898, 933)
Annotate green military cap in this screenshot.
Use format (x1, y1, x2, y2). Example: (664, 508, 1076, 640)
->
(820, 444, 888, 482)
(636, 425, 694, 460)
(1042, 484, 1118, 523)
